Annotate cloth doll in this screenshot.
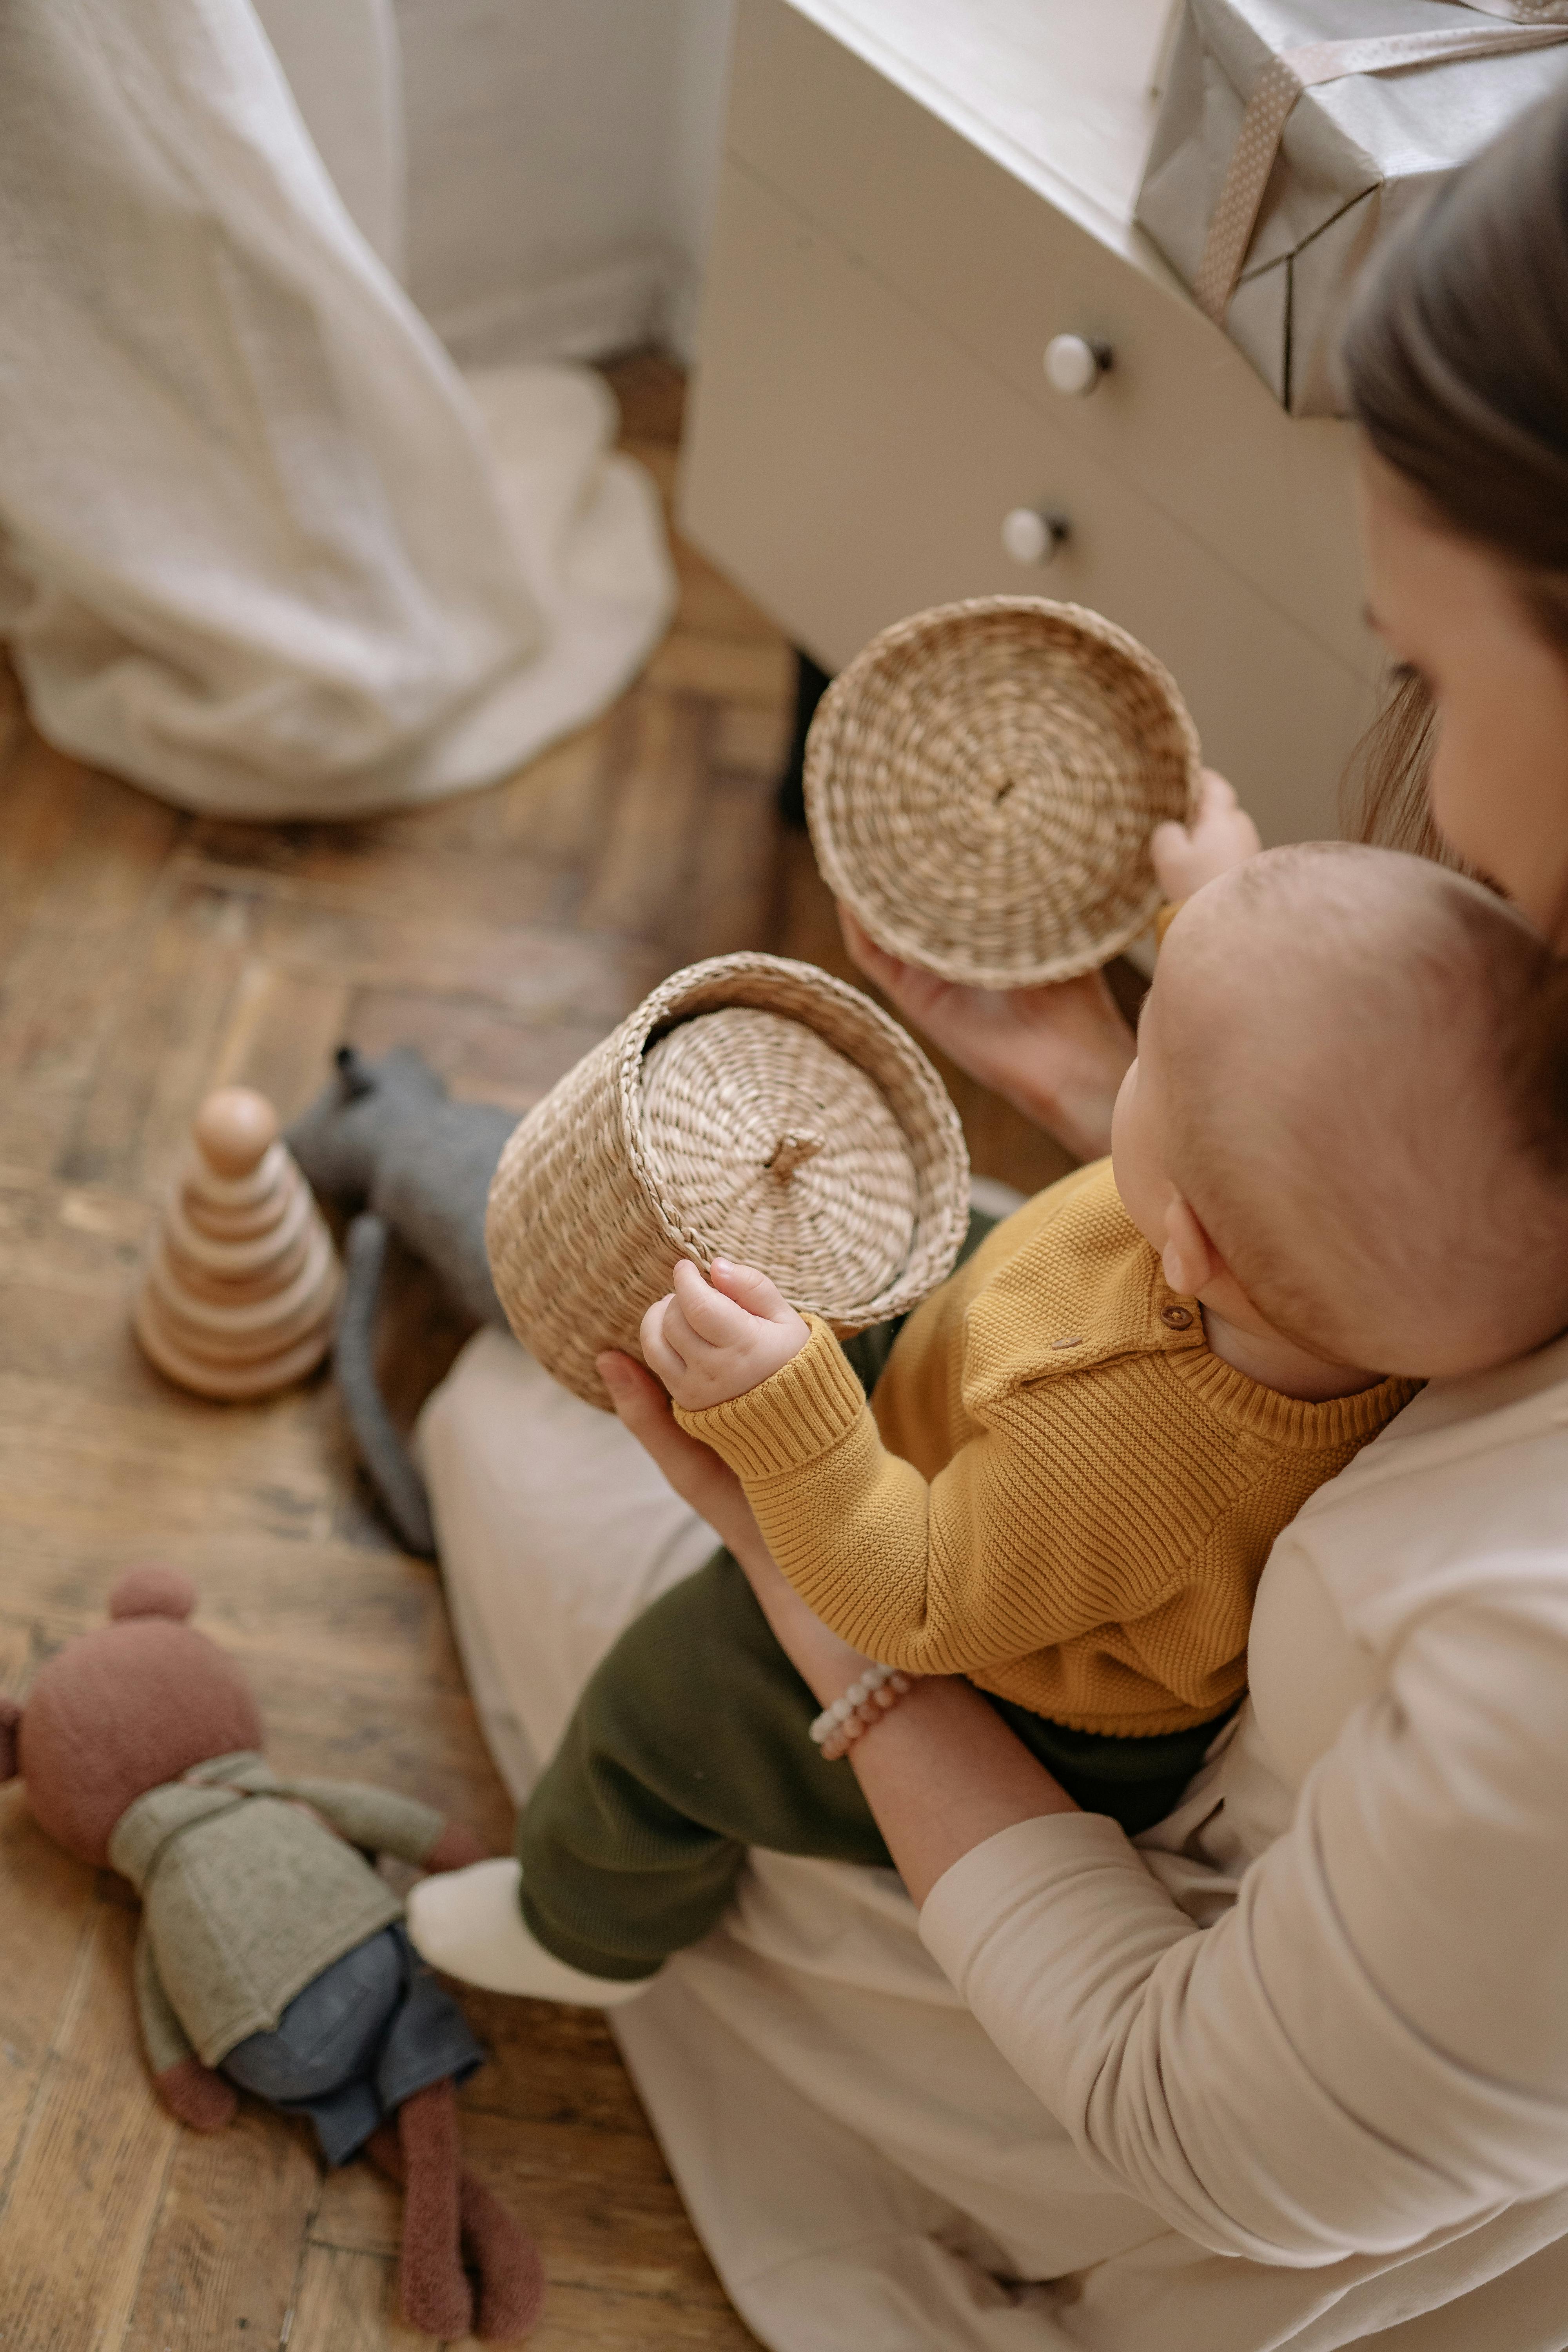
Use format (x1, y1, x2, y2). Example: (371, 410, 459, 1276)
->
(0, 1565, 543, 2342)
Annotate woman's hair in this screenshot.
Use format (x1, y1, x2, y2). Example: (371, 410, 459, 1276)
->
(1341, 82, 1568, 861)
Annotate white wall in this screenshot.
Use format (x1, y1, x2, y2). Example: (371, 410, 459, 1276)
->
(393, 0, 735, 365)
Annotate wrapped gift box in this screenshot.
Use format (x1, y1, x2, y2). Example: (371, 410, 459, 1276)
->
(1136, 0, 1568, 414)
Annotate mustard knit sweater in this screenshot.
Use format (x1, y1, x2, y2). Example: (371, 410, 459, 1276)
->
(677, 1162, 1418, 1735)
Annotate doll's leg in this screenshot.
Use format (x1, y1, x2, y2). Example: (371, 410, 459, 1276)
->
(459, 2164, 548, 2341)
(391, 2078, 472, 2339)
(410, 1544, 893, 1996)
(368, 2118, 546, 2343)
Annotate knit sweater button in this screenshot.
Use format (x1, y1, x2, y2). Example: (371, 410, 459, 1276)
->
(1161, 1305, 1194, 1330)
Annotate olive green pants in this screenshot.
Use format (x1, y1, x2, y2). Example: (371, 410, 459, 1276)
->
(516, 1215, 1229, 1981)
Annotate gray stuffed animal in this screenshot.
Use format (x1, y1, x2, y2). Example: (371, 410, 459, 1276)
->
(287, 1047, 517, 1557)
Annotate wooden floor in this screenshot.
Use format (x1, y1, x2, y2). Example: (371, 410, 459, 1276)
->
(0, 354, 1071, 2352)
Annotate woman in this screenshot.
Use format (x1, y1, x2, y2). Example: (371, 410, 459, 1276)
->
(423, 87, 1568, 2351)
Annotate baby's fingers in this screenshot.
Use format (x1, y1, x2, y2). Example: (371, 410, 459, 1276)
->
(670, 1256, 758, 1345)
(710, 1258, 793, 1324)
(640, 1294, 686, 1384)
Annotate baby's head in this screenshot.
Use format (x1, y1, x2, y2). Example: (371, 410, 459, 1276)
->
(1112, 843, 1568, 1379)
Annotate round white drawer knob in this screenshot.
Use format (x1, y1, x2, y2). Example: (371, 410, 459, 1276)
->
(1044, 334, 1111, 397)
(1001, 508, 1068, 567)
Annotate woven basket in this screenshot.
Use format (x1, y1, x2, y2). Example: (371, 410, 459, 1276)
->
(486, 953, 970, 1408)
(805, 597, 1201, 989)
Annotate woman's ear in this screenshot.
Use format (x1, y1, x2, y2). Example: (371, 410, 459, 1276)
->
(1161, 1197, 1223, 1299)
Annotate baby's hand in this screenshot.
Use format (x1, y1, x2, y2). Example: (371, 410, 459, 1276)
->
(1151, 769, 1262, 901)
(641, 1258, 810, 1411)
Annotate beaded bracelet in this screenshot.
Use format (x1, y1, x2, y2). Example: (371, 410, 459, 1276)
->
(809, 1663, 915, 1761)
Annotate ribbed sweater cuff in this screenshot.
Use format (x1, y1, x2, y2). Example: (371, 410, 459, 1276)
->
(674, 1316, 868, 1481)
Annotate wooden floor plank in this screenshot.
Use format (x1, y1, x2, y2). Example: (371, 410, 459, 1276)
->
(342, 990, 613, 1118)
(0, 649, 25, 771)
(313, 2107, 742, 2311)
(668, 535, 784, 647)
(0, 739, 94, 971)
(207, 959, 358, 1122)
(0, 1163, 150, 1305)
(712, 702, 792, 778)
(285, 2242, 437, 2352)
(516, 2280, 761, 2348)
(577, 692, 708, 940)
(246, 884, 664, 1025)
(666, 767, 782, 969)
(367, 723, 613, 869)
(489, 724, 619, 864)
(0, 1899, 180, 2352)
(601, 352, 688, 446)
(0, 1517, 463, 1690)
(0, 1783, 100, 2194)
(54, 867, 254, 1194)
(643, 633, 793, 708)
(0, 772, 185, 1180)
(458, 1995, 653, 2137)
(120, 2104, 321, 2352)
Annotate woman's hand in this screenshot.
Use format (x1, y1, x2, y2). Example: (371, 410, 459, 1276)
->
(599, 1347, 1078, 1902)
(599, 1348, 883, 1707)
(837, 908, 1134, 1163)
(597, 1349, 760, 1557)
(837, 771, 1260, 1161)
(1151, 768, 1262, 900)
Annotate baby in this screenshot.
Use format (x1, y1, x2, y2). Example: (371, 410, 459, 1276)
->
(410, 842, 1568, 2002)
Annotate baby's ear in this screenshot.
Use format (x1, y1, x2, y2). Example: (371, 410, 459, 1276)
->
(109, 1566, 196, 1623)
(0, 1696, 20, 1784)
(1161, 1198, 1221, 1301)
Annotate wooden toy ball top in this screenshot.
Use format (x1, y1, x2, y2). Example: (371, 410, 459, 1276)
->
(192, 1087, 279, 1180)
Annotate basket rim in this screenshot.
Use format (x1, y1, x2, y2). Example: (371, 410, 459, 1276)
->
(610, 951, 969, 1317)
(804, 595, 1201, 991)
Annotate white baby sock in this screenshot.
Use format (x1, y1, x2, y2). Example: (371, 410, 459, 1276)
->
(406, 1857, 655, 2006)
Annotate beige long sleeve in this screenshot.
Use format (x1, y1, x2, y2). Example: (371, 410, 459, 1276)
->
(921, 1568, 1568, 2263)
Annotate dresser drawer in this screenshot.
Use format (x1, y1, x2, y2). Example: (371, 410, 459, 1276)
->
(681, 157, 1376, 848)
(724, 0, 1373, 684)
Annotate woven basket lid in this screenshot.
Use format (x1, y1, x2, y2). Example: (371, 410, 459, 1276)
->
(805, 597, 1201, 989)
(486, 953, 971, 1408)
(640, 1008, 920, 1311)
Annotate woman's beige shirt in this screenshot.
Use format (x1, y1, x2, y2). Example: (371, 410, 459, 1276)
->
(922, 1329, 1568, 2265)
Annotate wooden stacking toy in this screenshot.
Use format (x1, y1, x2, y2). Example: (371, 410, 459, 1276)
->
(486, 952, 970, 1408)
(805, 595, 1202, 989)
(133, 1087, 341, 1401)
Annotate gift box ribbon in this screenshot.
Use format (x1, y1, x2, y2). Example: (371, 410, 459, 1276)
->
(1193, 16, 1568, 323)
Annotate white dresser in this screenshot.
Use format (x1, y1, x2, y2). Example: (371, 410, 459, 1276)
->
(677, 0, 1382, 847)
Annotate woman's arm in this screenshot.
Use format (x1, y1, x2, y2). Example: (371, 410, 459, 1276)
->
(598, 1352, 1079, 1901)
(840, 769, 1261, 1160)
(603, 1352, 1568, 2265)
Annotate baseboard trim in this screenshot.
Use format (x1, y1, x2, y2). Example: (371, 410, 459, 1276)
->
(425, 249, 700, 367)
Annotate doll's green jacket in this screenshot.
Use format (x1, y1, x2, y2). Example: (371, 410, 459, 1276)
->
(108, 1750, 446, 2072)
